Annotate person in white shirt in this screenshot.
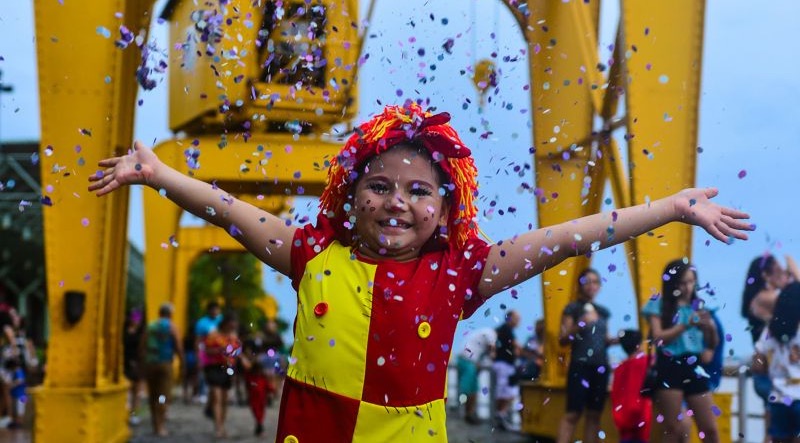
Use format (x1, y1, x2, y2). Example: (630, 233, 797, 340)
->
(456, 327, 496, 425)
(755, 282, 800, 443)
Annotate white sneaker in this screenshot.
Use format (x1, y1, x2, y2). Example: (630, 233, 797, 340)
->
(0, 416, 10, 428)
(129, 414, 141, 426)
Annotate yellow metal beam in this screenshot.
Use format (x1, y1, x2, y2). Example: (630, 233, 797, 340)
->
(620, 0, 705, 326)
(522, 0, 600, 388)
(32, 0, 151, 441)
(164, 0, 359, 133)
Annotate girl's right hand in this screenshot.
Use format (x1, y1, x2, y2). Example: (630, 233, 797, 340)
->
(88, 141, 160, 196)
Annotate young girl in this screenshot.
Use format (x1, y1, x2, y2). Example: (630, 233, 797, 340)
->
(741, 254, 796, 443)
(89, 103, 751, 442)
(642, 260, 720, 442)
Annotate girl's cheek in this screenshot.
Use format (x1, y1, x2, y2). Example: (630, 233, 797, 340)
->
(358, 200, 371, 212)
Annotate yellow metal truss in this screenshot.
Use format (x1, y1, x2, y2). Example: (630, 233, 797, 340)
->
(504, 0, 712, 439)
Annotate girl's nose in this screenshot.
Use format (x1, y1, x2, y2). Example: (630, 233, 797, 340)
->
(385, 190, 407, 211)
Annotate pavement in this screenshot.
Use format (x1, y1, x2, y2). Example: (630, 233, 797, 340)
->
(129, 392, 535, 443)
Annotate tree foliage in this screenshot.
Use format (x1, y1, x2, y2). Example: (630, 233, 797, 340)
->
(186, 252, 269, 333)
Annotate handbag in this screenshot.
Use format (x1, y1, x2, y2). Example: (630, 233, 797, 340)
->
(640, 344, 659, 397)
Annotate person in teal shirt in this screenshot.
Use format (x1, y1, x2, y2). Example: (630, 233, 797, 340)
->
(642, 259, 720, 443)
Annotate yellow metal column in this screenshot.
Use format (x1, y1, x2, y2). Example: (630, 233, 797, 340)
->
(620, 0, 704, 323)
(523, 0, 601, 388)
(143, 184, 182, 324)
(32, 1, 151, 442)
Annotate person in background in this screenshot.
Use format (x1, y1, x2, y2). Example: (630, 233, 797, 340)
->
(194, 300, 222, 414)
(456, 327, 496, 425)
(700, 308, 725, 392)
(741, 254, 799, 442)
(3, 357, 25, 430)
(754, 282, 800, 443)
(239, 338, 276, 436)
(519, 318, 545, 383)
(611, 329, 651, 443)
(643, 259, 719, 443)
(260, 318, 286, 402)
(182, 331, 199, 404)
(11, 316, 38, 383)
(203, 313, 241, 438)
(143, 303, 183, 437)
(493, 310, 521, 431)
(122, 308, 145, 426)
(557, 268, 616, 443)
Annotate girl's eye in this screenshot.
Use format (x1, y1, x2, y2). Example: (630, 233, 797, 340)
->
(410, 187, 433, 197)
(367, 182, 389, 194)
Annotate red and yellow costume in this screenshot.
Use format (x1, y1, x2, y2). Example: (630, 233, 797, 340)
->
(275, 104, 490, 442)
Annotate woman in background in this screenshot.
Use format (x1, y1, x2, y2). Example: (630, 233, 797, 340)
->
(742, 254, 798, 443)
(122, 309, 145, 426)
(643, 259, 719, 443)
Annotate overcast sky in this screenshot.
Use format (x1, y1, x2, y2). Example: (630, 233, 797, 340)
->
(1, 1, 799, 360)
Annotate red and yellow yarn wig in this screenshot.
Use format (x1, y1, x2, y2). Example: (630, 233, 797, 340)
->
(319, 103, 480, 248)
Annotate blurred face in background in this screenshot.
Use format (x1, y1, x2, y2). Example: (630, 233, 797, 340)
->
(763, 261, 789, 291)
(578, 271, 601, 301)
(676, 269, 697, 303)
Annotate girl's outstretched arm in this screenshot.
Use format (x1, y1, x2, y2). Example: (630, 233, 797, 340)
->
(479, 188, 752, 297)
(88, 141, 297, 276)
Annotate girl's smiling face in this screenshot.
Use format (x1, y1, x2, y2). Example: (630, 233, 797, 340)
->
(350, 145, 450, 261)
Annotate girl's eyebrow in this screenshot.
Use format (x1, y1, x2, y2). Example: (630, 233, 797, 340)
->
(364, 174, 436, 189)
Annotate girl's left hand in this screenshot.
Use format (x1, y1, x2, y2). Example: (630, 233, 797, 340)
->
(672, 188, 753, 243)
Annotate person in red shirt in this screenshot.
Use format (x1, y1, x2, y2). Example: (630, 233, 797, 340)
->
(611, 329, 652, 443)
(203, 313, 241, 438)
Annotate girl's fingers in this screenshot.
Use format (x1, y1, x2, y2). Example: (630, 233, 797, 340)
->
(719, 221, 748, 241)
(88, 175, 110, 192)
(706, 223, 727, 243)
(722, 215, 755, 231)
(88, 169, 109, 182)
(721, 207, 750, 220)
(97, 157, 119, 167)
(703, 187, 719, 199)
